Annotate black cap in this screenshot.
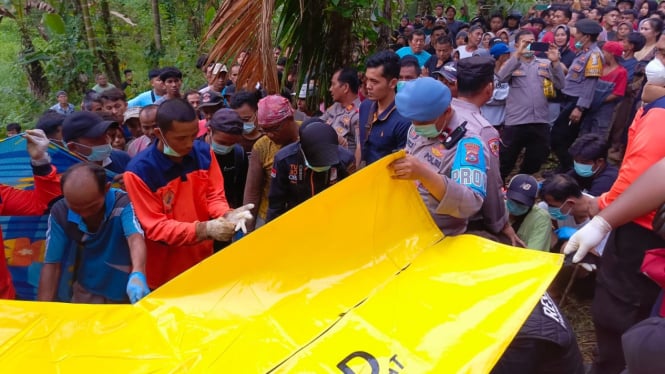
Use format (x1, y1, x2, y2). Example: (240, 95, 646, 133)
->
(576, 19, 603, 35)
(506, 174, 538, 206)
(62, 111, 118, 142)
(299, 121, 339, 167)
(617, 0, 634, 4)
(36, 112, 66, 135)
(148, 68, 162, 80)
(159, 67, 182, 81)
(622, 317, 665, 374)
(198, 91, 224, 110)
(457, 55, 495, 81)
(208, 108, 243, 135)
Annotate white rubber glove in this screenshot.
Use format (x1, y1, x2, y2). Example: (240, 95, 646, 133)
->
(225, 204, 254, 234)
(205, 217, 236, 241)
(564, 216, 612, 263)
(579, 263, 597, 272)
(24, 129, 50, 161)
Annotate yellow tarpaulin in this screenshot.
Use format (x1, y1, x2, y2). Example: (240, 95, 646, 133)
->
(0, 152, 562, 373)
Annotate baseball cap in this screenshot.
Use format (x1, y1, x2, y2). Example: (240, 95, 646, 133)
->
(576, 19, 603, 36)
(506, 174, 539, 206)
(159, 67, 182, 81)
(603, 41, 624, 57)
(489, 36, 504, 48)
(622, 317, 665, 374)
(123, 107, 141, 123)
(395, 77, 452, 122)
(62, 111, 118, 142)
(198, 91, 224, 110)
(490, 42, 514, 59)
(208, 108, 243, 135)
(431, 61, 458, 82)
(299, 121, 339, 167)
(257, 95, 294, 125)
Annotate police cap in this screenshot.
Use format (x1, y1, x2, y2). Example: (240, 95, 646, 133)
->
(576, 19, 603, 35)
(456, 56, 495, 82)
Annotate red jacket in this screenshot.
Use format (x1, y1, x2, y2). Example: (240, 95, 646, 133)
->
(124, 141, 230, 289)
(0, 165, 61, 299)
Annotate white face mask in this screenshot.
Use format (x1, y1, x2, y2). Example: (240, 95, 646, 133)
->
(646, 58, 665, 86)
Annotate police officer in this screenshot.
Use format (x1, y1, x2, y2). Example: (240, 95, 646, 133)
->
(454, 57, 520, 245)
(266, 119, 355, 221)
(551, 19, 604, 172)
(391, 76, 487, 235)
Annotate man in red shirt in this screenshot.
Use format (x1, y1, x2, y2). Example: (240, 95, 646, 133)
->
(0, 129, 61, 298)
(124, 98, 252, 289)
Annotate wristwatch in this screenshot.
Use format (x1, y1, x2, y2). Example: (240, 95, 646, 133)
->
(575, 106, 585, 112)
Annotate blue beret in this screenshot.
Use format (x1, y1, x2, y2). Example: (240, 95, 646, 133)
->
(395, 77, 452, 122)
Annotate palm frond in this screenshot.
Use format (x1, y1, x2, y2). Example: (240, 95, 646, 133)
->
(204, 0, 278, 94)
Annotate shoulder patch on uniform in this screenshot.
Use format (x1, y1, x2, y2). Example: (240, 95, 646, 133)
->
(584, 52, 603, 78)
(270, 167, 277, 178)
(451, 137, 487, 198)
(488, 137, 500, 158)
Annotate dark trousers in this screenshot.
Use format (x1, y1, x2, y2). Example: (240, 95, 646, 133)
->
(551, 98, 583, 172)
(590, 222, 665, 374)
(499, 123, 550, 181)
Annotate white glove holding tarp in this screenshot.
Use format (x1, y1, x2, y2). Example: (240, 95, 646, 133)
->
(564, 215, 612, 263)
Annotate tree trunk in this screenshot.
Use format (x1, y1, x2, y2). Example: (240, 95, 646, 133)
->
(152, 0, 162, 51)
(416, 0, 430, 16)
(376, 0, 393, 51)
(79, 0, 96, 53)
(18, 22, 49, 100)
(98, 0, 121, 85)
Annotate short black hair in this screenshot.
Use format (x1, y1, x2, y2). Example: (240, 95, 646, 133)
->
(568, 133, 610, 161)
(435, 36, 453, 46)
(230, 90, 260, 111)
(553, 6, 572, 20)
(600, 6, 619, 17)
(400, 56, 422, 76)
(490, 12, 503, 21)
(100, 88, 127, 102)
(156, 98, 197, 132)
(61, 162, 107, 194)
(456, 57, 494, 96)
(540, 174, 583, 202)
(6, 122, 21, 133)
(432, 25, 447, 34)
(35, 111, 65, 138)
(82, 90, 102, 111)
(365, 50, 401, 80)
(335, 67, 360, 94)
(515, 29, 535, 44)
(425, 15, 436, 23)
(530, 17, 546, 27)
(139, 104, 158, 118)
(196, 54, 209, 70)
(621, 9, 638, 18)
(468, 24, 484, 34)
(627, 31, 646, 52)
(410, 29, 426, 40)
(123, 69, 132, 74)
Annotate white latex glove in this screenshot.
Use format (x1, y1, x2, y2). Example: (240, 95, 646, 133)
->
(579, 263, 597, 272)
(564, 216, 612, 263)
(205, 217, 236, 241)
(225, 204, 254, 234)
(24, 129, 50, 161)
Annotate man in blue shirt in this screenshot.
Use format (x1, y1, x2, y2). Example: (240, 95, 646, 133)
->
(49, 91, 75, 115)
(396, 29, 432, 67)
(358, 51, 411, 165)
(38, 163, 149, 303)
(127, 69, 166, 108)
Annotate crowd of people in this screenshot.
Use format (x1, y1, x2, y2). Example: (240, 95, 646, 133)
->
(2, 0, 665, 372)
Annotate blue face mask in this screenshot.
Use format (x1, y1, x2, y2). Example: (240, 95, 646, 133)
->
(506, 199, 530, 216)
(574, 40, 584, 50)
(243, 122, 256, 134)
(548, 205, 570, 221)
(159, 134, 183, 157)
(70, 142, 112, 162)
(573, 161, 596, 178)
(211, 142, 235, 155)
(396, 80, 407, 92)
(413, 123, 442, 138)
